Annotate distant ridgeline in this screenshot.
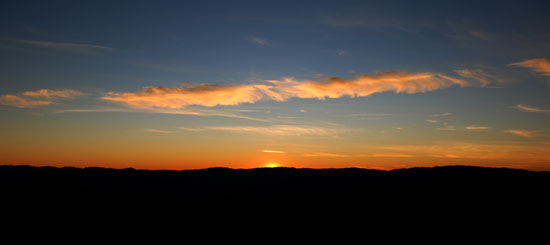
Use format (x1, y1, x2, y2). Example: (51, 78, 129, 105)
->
(1, 165, 549, 200)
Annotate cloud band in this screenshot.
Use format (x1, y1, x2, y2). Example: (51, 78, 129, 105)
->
(102, 71, 467, 109)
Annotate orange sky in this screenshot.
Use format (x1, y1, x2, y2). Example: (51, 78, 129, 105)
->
(1, 1, 549, 171)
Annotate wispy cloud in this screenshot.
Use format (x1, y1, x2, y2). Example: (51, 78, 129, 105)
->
(102, 71, 467, 110)
(454, 69, 492, 86)
(509, 58, 550, 76)
(55, 107, 132, 113)
(177, 127, 204, 132)
(0, 95, 52, 108)
(303, 152, 349, 157)
(359, 117, 383, 120)
(430, 112, 452, 117)
(378, 141, 550, 161)
(0, 89, 82, 108)
(372, 153, 414, 158)
(436, 125, 456, 131)
(54, 106, 269, 122)
(177, 124, 344, 137)
(469, 30, 492, 41)
(148, 108, 271, 122)
(144, 128, 172, 134)
(2, 38, 113, 54)
(249, 36, 269, 45)
(204, 125, 341, 137)
(466, 126, 490, 130)
(101, 84, 266, 109)
(336, 50, 349, 56)
(426, 119, 438, 123)
(320, 14, 405, 30)
(514, 104, 550, 113)
(21, 89, 83, 98)
(504, 129, 538, 137)
(262, 150, 285, 154)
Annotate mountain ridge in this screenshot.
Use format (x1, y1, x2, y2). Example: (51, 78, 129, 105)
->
(1, 165, 549, 200)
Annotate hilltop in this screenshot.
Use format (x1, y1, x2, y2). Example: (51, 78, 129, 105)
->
(1, 165, 549, 200)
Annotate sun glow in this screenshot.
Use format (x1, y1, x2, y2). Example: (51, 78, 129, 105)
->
(264, 162, 280, 168)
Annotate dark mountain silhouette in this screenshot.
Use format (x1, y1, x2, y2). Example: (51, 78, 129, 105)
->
(1, 165, 549, 200)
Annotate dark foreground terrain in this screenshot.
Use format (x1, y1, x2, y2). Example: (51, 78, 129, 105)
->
(1, 165, 549, 201)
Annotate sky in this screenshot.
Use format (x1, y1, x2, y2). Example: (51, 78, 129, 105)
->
(1, 0, 549, 170)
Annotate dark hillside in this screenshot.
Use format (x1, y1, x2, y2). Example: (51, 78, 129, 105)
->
(1, 165, 549, 200)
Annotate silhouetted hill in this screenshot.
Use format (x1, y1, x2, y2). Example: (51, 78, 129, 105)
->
(1, 165, 549, 200)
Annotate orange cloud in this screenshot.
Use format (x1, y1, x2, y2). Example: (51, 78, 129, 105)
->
(144, 128, 172, 134)
(436, 125, 456, 131)
(514, 104, 550, 113)
(0, 94, 52, 108)
(103, 71, 467, 109)
(273, 72, 467, 100)
(204, 125, 341, 136)
(504, 129, 537, 137)
(21, 89, 83, 98)
(466, 126, 489, 130)
(372, 153, 414, 158)
(454, 69, 492, 86)
(0, 89, 82, 108)
(262, 150, 285, 154)
(102, 85, 264, 109)
(509, 58, 550, 76)
(378, 141, 550, 161)
(302, 152, 349, 157)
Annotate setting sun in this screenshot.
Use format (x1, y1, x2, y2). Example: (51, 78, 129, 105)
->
(0, 1, 549, 172)
(264, 163, 280, 168)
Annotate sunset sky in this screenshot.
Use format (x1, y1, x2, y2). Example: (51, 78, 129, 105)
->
(1, 0, 549, 170)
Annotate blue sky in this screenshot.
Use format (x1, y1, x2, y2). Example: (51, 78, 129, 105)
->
(1, 0, 549, 169)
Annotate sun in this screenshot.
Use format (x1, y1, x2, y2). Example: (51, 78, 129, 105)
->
(264, 162, 280, 168)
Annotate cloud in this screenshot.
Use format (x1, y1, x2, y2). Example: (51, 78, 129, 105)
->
(21, 89, 83, 98)
(177, 124, 344, 137)
(436, 125, 456, 131)
(514, 104, 550, 113)
(177, 127, 205, 132)
(144, 107, 271, 122)
(437, 74, 469, 87)
(279, 72, 467, 100)
(0, 89, 82, 108)
(454, 69, 492, 86)
(509, 58, 550, 76)
(466, 126, 489, 130)
(55, 108, 132, 113)
(0, 94, 52, 108)
(302, 152, 349, 157)
(102, 71, 467, 110)
(430, 112, 452, 117)
(249, 36, 269, 45)
(144, 128, 172, 134)
(262, 150, 285, 154)
(336, 50, 349, 56)
(204, 125, 340, 137)
(102, 85, 264, 109)
(372, 153, 414, 158)
(3, 38, 113, 54)
(426, 119, 438, 123)
(378, 141, 550, 161)
(504, 129, 537, 137)
(469, 30, 492, 41)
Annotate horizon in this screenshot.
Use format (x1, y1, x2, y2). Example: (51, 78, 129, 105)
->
(3, 164, 548, 173)
(1, 1, 549, 171)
